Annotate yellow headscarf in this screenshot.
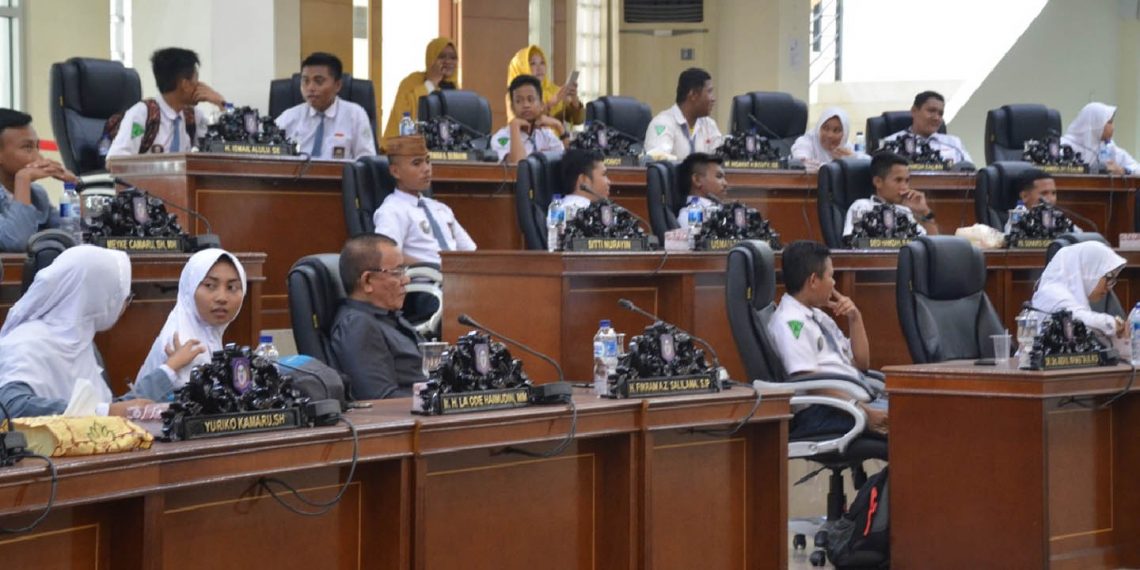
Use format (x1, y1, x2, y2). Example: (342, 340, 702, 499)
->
(504, 45, 584, 125)
(384, 37, 459, 138)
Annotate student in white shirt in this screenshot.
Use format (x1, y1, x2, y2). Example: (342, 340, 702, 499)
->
(675, 152, 726, 229)
(559, 148, 611, 220)
(1060, 102, 1140, 175)
(373, 135, 476, 265)
(879, 91, 972, 165)
(767, 240, 887, 435)
(275, 52, 376, 161)
(643, 67, 724, 161)
(490, 74, 567, 164)
(106, 48, 225, 158)
(843, 151, 938, 239)
(1002, 169, 1082, 233)
(791, 106, 862, 172)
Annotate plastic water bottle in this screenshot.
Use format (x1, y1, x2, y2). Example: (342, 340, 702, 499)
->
(97, 134, 112, 158)
(686, 196, 704, 250)
(853, 131, 865, 153)
(546, 194, 565, 252)
(1129, 303, 1140, 366)
(59, 182, 83, 243)
(254, 335, 280, 363)
(593, 320, 618, 396)
(1098, 141, 1112, 171)
(399, 112, 416, 136)
(1015, 307, 1039, 369)
(1008, 200, 1028, 227)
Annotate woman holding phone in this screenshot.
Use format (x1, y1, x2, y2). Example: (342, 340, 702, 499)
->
(505, 45, 584, 128)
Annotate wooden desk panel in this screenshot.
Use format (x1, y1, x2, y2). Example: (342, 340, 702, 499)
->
(0, 389, 791, 570)
(885, 362, 1140, 569)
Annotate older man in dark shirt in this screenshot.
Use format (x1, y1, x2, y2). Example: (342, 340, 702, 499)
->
(330, 233, 425, 399)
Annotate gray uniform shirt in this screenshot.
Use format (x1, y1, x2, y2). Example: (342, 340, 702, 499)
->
(330, 299, 425, 400)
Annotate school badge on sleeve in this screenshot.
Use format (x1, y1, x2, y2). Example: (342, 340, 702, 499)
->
(787, 319, 804, 339)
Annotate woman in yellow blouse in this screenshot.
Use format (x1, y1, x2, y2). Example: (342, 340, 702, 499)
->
(505, 45, 584, 129)
(384, 37, 459, 138)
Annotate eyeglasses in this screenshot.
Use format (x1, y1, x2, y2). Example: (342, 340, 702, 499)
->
(1105, 272, 1121, 288)
(366, 265, 410, 278)
(125, 292, 136, 306)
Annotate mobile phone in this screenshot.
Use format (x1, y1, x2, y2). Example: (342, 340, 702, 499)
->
(567, 70, 579, 86)
(973, 358, 996, 366)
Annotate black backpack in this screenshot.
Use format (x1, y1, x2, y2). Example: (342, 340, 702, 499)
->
(825, 466, 889, 569)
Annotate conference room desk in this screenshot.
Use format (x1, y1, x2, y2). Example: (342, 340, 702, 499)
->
(885, 362, 1140, 570)
(439, 249, 1140, 383)
(0, 388, 792, 570)
(0, 252, 266, 395)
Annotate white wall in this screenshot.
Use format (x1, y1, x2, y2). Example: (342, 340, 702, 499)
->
(380, 0, 439, 134)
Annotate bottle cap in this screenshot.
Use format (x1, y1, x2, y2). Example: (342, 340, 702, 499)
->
(403, 111, 411, 117)
(259, 335, 273, 343)
(1016, 200, 1025, 206)
(63, 182, 76, 189)
(553, 194, 562, 200)
(599, 319, 611, 328)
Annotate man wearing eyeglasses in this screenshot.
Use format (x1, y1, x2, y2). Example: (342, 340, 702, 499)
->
(330, 233, 425, 399)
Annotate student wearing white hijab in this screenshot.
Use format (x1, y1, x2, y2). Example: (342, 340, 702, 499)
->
(132, 249, 247, 401)
(1031, 241, 1126, 338)
(791, 107, 862, 171)
(1060, 102, 1140, 175)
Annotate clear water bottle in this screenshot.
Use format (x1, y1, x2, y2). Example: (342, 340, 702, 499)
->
(1008, 199, 1028, 228)
(1098, 141, 1112, 171)
(686, 196, 704, 250)
(853, 131, 865, 153)
(593, 320, 618, 396)
(1015, 307, 1039, 369)
(254, 335, 280, 363)
(59, 182, 83, 243)
(97, 134, 112, 158)
(1129, 303, 1140, 366)
(546, 194, 565, 252)
(399, 112, 417, 136)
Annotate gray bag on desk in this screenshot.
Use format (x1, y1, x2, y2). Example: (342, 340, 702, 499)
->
(276, 355, 348, 411)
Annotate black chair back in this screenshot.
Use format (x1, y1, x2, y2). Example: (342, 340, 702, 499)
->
(817, 157, 874, 248)
(973, 161, 1040, 229)
(585, 96, 653, 143)
(1045, 233, 1125, 318)
(865, 110, 947, 153)
(728, 91, 808, 151)
(418, 90, 493, 136)
(342, 155, 397, 237)
(984, 104, 1062, 164)
(515, 153, 564, 250)
(22, 230, 78, 294)
(896, 236, 1005, 363)
(287, 254, 347, 365)
(49, 58, 142, 175)
(268, 73, 378, 148)
(646, 161, 685, 242)
(725, 240, 788, 382)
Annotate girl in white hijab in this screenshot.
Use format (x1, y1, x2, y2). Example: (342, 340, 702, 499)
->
(1031, 241, 1127, 338)
(791, 107, 862, 172)
(1060, 102, 1140, 175)
(132, 249, 247, 401)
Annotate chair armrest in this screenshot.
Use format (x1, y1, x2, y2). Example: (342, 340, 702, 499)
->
(753, 378, 871, 402)
(788, 395, 868, 456)
(863, 370, 885, 381)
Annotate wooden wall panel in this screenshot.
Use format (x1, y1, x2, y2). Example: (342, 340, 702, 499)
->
(459, 0, 530, 130)
(300, 0, 354, 70)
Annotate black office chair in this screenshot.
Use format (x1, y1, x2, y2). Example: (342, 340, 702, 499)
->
(984, 104, 1062, 164)
(1045, 233, 1125, 318)
(728, 91, 808, 152)
(725, 240, 887, 524)
(585, 96, 653, 143)
(418, 90, 493, 136)
(21, 230, 78, 294)
(49, 57, 142, 175)
(268, 73, 379, 149)
(646, 161, 685, 242)
(896, 236, 1006, 364)
(287, 254, 346, 366)
(341, 155, 397, 237)
(865, 110, 947, 153)
(817, 157, 874, 248)
(515, 153, 565, 250)
(973, 161, 1040, 230)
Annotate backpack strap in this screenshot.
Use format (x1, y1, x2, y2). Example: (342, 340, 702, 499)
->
(138, 99, 162, 154)
(182, 108, 197, 146)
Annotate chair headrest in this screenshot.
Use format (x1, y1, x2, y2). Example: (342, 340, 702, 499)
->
(735, 240, 777, 310)
(434, 90, 492, 135)
(1001, 104, 1056, 146)
(749, 91, 807, 138)
(988, 161, 1039, 211)
(908, 236, 986, 300)
(71, 58, 139, 118)
(1045, 232, 1110, 263)
(820, 156, 874, 209)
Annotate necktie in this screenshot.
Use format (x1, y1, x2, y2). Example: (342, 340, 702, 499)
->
(812, 313, 843, 355)
(170, 115, 182, 152)
(418, 197, 450, 251)
(310, 115, 325, 157)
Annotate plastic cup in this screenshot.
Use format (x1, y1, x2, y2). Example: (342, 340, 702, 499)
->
(991, 333, 1012, 368)
(419, 342, 449, 378)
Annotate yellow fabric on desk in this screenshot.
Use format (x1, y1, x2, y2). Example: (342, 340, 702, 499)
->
(6, 416, 153, 457)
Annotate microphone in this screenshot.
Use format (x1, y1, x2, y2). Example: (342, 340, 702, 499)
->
(457, 314, 571, 403)
(617, 298, 726, 379)
(111, 177, 221, 250)
(747, 113, 791, 155)
(1052, 204, 1100, 234)
(577, 184, 657, 236)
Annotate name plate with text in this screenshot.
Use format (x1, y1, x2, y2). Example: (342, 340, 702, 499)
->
(436, 387, 531, 415)
(95, 236, 187, 253)
(724, 160, 782, 170)
(907, 163, 947, 172)
(203, 140, 295, 156)
(175, 409, 302, 440)
(429, 150, 484, 162)
(1040, 352, 1104, 370)
(566, 237, 652, 252)
(602, 156, 641, 167)
(1009, 238, 1053, 249)
(852, 237, 913, 249)
(612, 374, 720, 399)
(1038, 164, 1089, 174)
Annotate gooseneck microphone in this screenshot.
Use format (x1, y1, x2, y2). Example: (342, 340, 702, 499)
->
(109, 177, 221, 250)
(457, 314, 566, 384)
(1051, 204, 1100, 234)
(577, 184, 656, 235)
(617, 298, 723, 371)
(747, 113, 791, 155)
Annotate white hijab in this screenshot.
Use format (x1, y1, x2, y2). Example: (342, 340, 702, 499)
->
(1032, 241, 1125, 315)
(137, 249, 247, 388)
(1061, 102, 1115, 159)
(794, 107, 853, 164)
(0, 245, 131, 404)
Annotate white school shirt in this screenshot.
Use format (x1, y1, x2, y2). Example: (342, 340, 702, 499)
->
(643, 104, 724, 161)
(372, 189, 476, 265)
(676, 195, 718, 229)
(880, 129, 972, 165)
(767, 293, 860, 379)
(106, 96, 209, 157)
(490, 125, 564, 162)
(561, 193, 593, 221)
(843, 195, 928, 238)
(275, 96, 376, 160)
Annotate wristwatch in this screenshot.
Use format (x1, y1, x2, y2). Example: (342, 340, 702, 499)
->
(920, 211, 936, 222)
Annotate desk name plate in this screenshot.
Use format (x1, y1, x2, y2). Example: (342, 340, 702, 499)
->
(1040, 352, 1103, 370)
(434, 387, 532, 415)
(566, 237, 652, 252)
(611, 373, 719, 399)
(175, 409, 302, 440)
(852, 237, 913, 249)
(95, 236, 187, 253)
